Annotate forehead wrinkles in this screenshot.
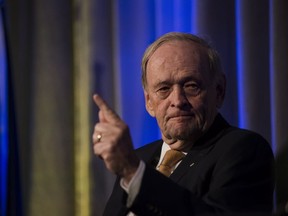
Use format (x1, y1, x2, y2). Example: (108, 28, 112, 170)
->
(146, 42, 207, 80)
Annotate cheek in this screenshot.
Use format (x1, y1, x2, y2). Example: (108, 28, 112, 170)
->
(153, 102, 169, 125)
(188, 94, 211, 118)
(193, 93, 217, 119)
(188, 96, 205, 111)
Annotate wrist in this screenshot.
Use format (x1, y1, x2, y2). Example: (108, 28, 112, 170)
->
(122, 158, 140, 185)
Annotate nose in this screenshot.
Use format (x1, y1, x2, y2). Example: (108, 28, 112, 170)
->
(170, 86, 189, 108)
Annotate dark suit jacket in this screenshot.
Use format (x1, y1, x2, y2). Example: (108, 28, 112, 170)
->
(103, 114, 275, 216)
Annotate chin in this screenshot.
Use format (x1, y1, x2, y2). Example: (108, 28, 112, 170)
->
(170, 126, 204, 141)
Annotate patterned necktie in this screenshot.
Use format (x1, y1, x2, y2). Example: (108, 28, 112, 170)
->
(158, 149, 185, 177)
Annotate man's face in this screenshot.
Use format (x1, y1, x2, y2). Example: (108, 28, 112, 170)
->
(144, 40, 225, 150)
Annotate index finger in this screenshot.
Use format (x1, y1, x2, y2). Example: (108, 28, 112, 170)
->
(93, 94, 121, 123)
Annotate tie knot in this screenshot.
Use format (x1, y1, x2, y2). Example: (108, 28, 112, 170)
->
(158, 149, 185, 176)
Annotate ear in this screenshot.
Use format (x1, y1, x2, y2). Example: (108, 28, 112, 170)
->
(144, 90, 156, 117)
(216, 74, 226, 109)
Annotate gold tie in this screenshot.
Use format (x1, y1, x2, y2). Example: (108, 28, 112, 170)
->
(158, 150, 185, 177)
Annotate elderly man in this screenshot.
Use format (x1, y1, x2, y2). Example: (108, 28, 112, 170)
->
(92, 32, 274, 216)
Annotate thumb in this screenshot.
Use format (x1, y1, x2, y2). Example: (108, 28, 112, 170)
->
(93, 94, 120, 124)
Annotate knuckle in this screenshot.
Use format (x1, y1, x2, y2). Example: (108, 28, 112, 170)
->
(94, 123, 99, 131)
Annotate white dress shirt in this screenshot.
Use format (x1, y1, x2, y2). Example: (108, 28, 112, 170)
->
(120, 142, 185, 215)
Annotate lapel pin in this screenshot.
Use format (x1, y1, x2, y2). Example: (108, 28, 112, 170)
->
(190, 162, 195, 167)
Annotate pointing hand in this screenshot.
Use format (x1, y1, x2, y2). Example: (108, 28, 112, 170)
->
(92, 94, 140, 183)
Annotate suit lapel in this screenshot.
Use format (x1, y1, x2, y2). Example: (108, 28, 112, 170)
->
(170, 114, 231, 182)
(170, 145, 214, 182)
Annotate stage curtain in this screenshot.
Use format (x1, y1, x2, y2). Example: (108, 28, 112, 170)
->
(3, 0, 288, 215)
(0, 5, 8, 216)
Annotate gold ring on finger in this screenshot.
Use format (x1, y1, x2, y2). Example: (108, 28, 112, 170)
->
(96, 133, 102, 142)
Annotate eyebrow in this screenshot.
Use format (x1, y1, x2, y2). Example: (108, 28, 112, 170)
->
(153, 75, 201, 88)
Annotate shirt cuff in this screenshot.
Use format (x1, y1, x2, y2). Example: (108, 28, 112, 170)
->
(120, 160, 146, 207)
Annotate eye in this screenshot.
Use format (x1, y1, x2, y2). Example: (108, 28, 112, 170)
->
(156, 86, 171, 98)
(184, 82, 201, 96)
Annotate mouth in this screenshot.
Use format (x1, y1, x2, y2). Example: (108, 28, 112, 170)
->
(170, 115, 192, 120)
(167, 113, 194, 121)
